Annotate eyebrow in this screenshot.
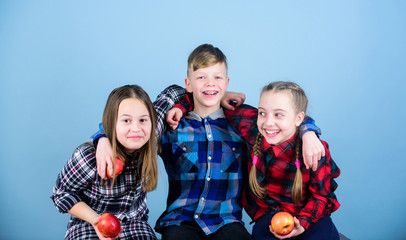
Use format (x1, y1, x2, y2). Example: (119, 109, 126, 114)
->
(257, 107, 287, 112)
(119, 114, 150, 118)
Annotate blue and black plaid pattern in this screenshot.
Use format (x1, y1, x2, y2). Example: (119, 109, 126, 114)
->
(155, 110, 246, 235)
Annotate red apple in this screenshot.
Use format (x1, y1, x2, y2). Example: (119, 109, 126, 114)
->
(97, 213, 121, 238)
(270, 211, 294, 236)
(107, 158, 124, 179)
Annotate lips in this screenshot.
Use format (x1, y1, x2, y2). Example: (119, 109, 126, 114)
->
(202, 90, 219, 96)
(264, 129, 280, 137)
(128, 136, 143, 140)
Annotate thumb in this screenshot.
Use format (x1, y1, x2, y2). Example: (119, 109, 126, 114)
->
(174, 111, 182, 121)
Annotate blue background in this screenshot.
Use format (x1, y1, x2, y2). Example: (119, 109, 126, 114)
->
(1, 1, 405, 239)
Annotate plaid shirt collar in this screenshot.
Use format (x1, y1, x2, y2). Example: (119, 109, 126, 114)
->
(263, 134, 296, 157)
(186, 108, 225, 121)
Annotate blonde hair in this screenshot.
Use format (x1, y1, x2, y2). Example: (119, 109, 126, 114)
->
(187, 43, 228, 76)
(102, 85, 158, 192)
(250, 81, 308, 204)
(292, 134, 303, 204)
(249, 133, 267, 198)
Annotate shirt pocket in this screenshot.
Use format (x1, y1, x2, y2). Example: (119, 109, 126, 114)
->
(220, 141, 242, 173)
(171, 141, 199, 173)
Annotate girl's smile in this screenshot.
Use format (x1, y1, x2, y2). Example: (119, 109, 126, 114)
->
(257, 91, 304, 146)
(116, 98, 152, 152)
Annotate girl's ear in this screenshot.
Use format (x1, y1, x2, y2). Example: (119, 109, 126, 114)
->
(185, 78, 193, 93)
(295, 111, 305, 127)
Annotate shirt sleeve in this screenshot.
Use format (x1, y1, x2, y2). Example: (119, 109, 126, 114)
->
(90, 123, 107, 144)
(297, 141, 341, 230)
(173, 92, 194, 116)
(51, 143, 97, 213)
(299, 116, 322, 138)
(224, 104, 259, 147)
(153, 84, 186, 137)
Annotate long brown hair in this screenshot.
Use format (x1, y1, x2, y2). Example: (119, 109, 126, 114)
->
(102, 84, 158, 192)
(249, 81, 308, 204)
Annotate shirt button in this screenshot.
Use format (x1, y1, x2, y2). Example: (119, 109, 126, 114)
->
(208, 156, 212, 160)
(183, 147, 187, 151)
(232, 147, 235, 151)
(201, 197, 205, 201)
(206, 177, 211, 182)
(195, 214, 199, 219)
(208, 134, 212, 138)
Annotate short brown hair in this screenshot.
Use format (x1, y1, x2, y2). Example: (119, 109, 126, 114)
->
(187, 44, 228, 76)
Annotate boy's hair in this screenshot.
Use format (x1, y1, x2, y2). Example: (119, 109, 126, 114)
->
(102, 84, 158, 192)
(187, 43, 228, 76)
(249, 81, 308, 204)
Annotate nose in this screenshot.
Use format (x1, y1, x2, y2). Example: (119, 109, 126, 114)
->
(263, 115, 275, 127)
(206, 76, 216, 86)
(131, 122, 140, 132)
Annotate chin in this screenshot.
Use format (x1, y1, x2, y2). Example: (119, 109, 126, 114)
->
(263, 136, 281, 146)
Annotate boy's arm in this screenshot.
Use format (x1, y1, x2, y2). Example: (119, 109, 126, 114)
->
(300, 116, 325, 171)
(153, 84, 186, 137)
(166, 91, 246, 129)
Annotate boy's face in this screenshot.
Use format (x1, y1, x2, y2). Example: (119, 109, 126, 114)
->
(257, 91, 304, 146)
(185, 62, 229, 117)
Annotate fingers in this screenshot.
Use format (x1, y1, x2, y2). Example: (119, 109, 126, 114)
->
(312, 157, 318, 171)
(98, 161, 107, 179)
(303, 155, 310, 170)
(165, 109, 182, 130)
(234, 94, 246, 107)
(321, 146, 326, 157)
(222, 101, 235, 111)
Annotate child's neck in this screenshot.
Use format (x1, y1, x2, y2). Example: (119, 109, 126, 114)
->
(193, 105, 221, 119)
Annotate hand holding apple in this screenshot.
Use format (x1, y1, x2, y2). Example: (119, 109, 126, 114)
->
(107, 158, 124, 179)
(97, 213, 121, 238)
(270, 212, 294, 236)
(270, 214, 305, 239)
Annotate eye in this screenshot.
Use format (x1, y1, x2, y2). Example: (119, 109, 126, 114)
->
(215, 76, 222, 80)
(197, 76, 205, 80)
(275, 113, 283, 118)
(122, 118, 131, 123)
(258, 111, 266, 117)
(140, 116, 150, 123)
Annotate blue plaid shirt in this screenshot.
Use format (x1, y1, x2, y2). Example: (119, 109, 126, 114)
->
(155, 109, 247, 235)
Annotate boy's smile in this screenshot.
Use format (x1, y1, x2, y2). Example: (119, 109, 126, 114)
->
(185, 62, 229, 118)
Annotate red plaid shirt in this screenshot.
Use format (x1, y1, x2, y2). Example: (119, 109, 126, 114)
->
(224, 105, 341, 230)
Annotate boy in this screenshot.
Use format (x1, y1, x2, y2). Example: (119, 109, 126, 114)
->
(154, 44, 252, 239)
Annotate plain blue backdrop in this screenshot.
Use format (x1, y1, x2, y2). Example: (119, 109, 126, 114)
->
(1, 1, 405, 239)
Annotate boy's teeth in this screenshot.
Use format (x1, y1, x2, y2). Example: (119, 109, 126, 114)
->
(203, 91, 218, 95)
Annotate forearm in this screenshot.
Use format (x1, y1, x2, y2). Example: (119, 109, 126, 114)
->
(68, 201, 100, 225)
(153, 84, 186, 137)
(297, 196, 328, 230)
